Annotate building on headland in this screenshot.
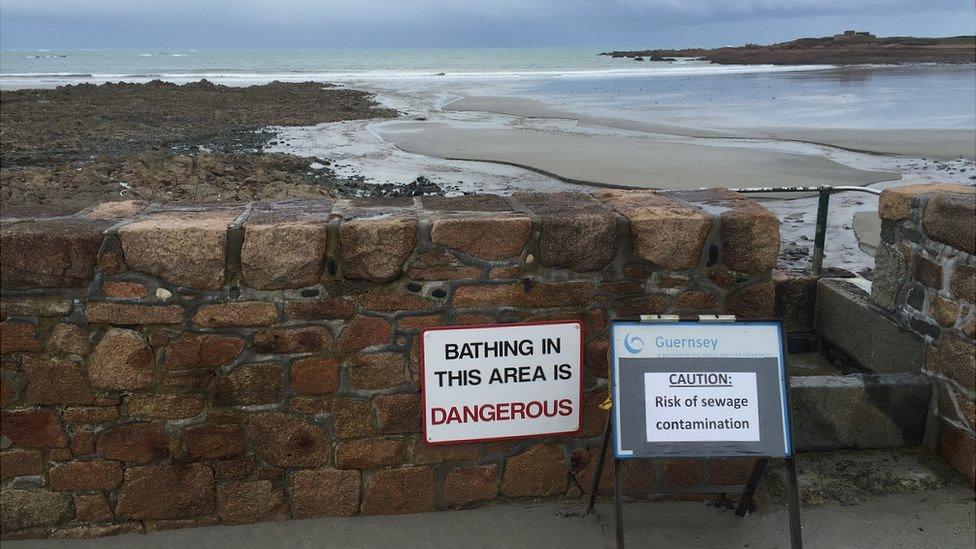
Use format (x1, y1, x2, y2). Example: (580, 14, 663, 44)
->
(833, 30, 877, 43)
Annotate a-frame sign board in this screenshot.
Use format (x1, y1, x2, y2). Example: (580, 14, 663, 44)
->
(586, 317, 802, 549)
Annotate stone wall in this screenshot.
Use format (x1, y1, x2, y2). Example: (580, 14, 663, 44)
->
(873, 184, 976, 486)
(0, 190, 780, 539)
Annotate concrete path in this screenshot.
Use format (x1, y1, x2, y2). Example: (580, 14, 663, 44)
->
(8, 488, 975, 549)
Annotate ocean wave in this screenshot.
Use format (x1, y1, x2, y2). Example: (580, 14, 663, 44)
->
(0, 64, 838, 89)
(1, 73, 93, 78)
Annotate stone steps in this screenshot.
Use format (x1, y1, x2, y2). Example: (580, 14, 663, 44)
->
(774, 276, 935, 453)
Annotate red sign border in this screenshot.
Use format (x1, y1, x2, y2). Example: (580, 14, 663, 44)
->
(420, 319, 586, 446)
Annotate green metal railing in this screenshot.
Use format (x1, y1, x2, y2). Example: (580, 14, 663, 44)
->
(727, 186, 882, 276)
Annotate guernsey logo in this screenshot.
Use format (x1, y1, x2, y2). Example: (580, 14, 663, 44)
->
(623, 333, 644, 354)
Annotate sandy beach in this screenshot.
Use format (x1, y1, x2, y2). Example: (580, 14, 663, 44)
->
(376, 120, 899, 189)
(445, 95, 976, 160)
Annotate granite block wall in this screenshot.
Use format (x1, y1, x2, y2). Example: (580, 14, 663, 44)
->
(873, 184, 976, 486)
(0, 189, 780, 539)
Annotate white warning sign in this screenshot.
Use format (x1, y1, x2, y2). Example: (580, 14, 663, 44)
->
(422, 321, 583, 445)
(644, 372, 760, 442)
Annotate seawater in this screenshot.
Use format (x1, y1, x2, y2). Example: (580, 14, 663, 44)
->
(2, 47, 972, 131)
(1, 47, 730, 84)
(514, 65, 976, 129)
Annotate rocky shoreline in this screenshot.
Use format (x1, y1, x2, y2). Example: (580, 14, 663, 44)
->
(0, 80, 444, 209)
(602, 34, 976, 65)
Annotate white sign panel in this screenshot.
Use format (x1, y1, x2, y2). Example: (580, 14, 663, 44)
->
(643, 372, 760, 442)
(422, 321, 583, 444)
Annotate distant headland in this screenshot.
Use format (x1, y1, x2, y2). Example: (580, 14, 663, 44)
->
(602, 32, 976, 65)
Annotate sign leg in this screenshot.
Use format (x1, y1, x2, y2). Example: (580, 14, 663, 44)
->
(785, 457, 803, 549)
(613, 458, 624, 549)
(586, 412, 613, 515)
(734, 458, 768, 517)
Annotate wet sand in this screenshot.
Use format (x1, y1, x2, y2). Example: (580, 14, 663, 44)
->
(447, 96, 976, 160)
(445, 96, 736, 138)
(377, 121, 899, 190)
(753, 127, 976, 160)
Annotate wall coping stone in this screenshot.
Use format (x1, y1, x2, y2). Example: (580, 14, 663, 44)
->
(878, 183, 974, 222)
(1, 189, 779, 292)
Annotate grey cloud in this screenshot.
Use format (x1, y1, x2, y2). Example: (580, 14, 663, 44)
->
(0, 0, 972, 49)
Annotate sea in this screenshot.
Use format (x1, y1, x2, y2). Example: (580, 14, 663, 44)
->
(0, 46, 841, 84)
(2, 47, 974, 130)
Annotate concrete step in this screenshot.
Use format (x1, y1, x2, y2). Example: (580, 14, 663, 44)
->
(814, 278, 925, 374)
(790, 372, 930, 452)
(788, 351, 842, 376)
(794, 278, 933, 452)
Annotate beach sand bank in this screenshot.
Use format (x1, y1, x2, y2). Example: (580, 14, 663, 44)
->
(446, 96, 976, 160)
(376, 120, 899, 190)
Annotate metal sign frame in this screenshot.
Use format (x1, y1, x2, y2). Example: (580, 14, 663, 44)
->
(611, 319, 792, 459)
(586, 317, 802, 549)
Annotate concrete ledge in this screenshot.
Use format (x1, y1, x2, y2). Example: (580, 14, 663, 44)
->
(815, 278, 924, 373)
(790, 373, 931, 451)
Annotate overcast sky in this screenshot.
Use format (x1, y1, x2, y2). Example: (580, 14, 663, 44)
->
(1, 0, 973, 50)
